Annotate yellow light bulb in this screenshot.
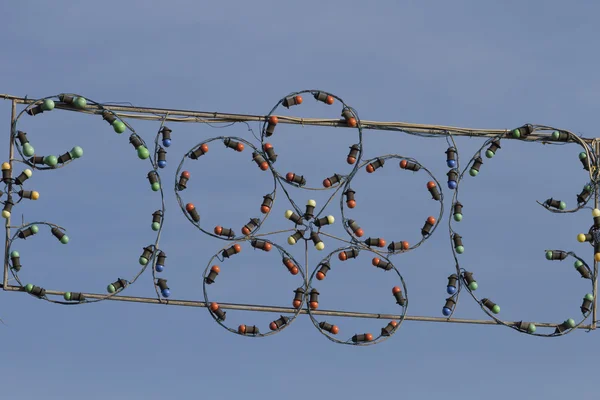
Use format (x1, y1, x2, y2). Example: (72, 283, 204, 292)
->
(595, 253, 600, 262)
(593, 209, 600, 218)
(1, 162, 10, 171)
(1, 210, 10, 219)
(577, 233, 587, 242)
(307, 199, 316, 207)
(287, 236, 297, 245)
(315, 242, 325, 251)
(31, 191, 40, 200)
(284, 210, 293, 219)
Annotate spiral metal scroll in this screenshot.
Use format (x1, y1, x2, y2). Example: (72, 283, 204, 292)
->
(6, 93, 168, 303)
(446, 127, 599, 336)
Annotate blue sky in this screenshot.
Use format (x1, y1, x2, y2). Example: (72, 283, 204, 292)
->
(1, 1, 600, 398)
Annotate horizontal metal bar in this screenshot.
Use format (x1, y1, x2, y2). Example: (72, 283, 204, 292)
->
(2, 284, 591, 330)
(1, 93, 590, 144)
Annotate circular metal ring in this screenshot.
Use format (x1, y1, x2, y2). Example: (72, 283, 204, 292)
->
(202, 238, 306, 338)
(340, 154, 444, 255)
(175, 136, 278, 241)
(260, 89, 363, 191)
(306, 246, 408, 346)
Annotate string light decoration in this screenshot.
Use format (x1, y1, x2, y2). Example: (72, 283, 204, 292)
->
(1, 90, 599, 345)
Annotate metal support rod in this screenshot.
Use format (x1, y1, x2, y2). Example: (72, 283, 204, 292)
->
(0, 93, 592, 144)
(593, 139, 600, 329)
(3, 101, 15, 290)
(2, 284, 591, 329)
(304, 239, 309, 301)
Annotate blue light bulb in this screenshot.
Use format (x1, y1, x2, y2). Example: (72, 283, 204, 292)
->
(158, 160, 167, 168)
(446, 285, 457, 295)
(447, 160, 456, 168)
(161, 289, 170, 298)
(448, 180, 457, 190)
(162, 139, 172, 147)
(442, 307, 452, 316)
(155, 264, 164, 272)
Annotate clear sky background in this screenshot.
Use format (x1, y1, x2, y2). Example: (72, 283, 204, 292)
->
(1, 1, 599, 399)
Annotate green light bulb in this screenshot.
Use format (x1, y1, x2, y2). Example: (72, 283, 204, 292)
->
(558, 201, 566, 210)
(30, 225, 39, 234)
(59, 235, 69, 244)
(42, 99, 55, 111)
(453, 213, 463, 222)
(511, 129, 521, 138)
(24, 283, 34, 292)
(73, 96, 87, 109)
(455, 245, 464, 254)
(579, 152, 587, 160)
(546, 251, 553, 260)
(528, 324, 536, 333)
(151, 222, 160, 231)
(491, 305, 500, 314)
(139, 257, 148, 265)
(70, 146, 83, 159)
(43, 155, 58, 167)
(585, 293, 594, 301)
(468, 282, 478, 291)
(485, 149, 494, 158)
(10, 250, 19, 258)
(551, 131, 560, 140)
(107, 284, 116, 293)
(23, 143, 35, 157)
(64, 292, 72, 301)
(137, 146, 150, 160)
(565, 318, 575, 328)
(112, 120, 126, 134)
(469, 169, 478, 177)
(151, 182, 160, 192)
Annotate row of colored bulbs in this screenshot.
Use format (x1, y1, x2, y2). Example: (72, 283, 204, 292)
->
(205, 243, 404, 341)
(21, 98, 593, 177)
(25, 95, 126, 134)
